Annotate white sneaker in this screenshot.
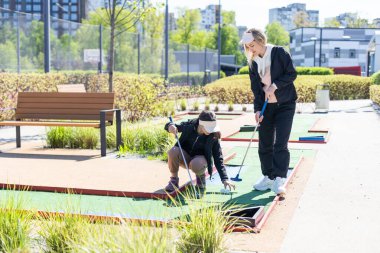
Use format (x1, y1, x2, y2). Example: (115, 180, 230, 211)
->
(271, 177, 286, 195)
(253, 176, 273, 191)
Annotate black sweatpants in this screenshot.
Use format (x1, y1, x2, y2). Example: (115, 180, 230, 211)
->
(258, 102, 296, 179)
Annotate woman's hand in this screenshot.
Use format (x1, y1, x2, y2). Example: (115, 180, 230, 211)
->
(265, 84, 277, 100)
(223, 180, 236, 191)
(168, 124, 178, 135)
(255, 111, 264, 123)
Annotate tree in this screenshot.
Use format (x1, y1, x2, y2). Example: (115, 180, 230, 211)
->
(170, 8, 201, 45)
(346, 16, 375, 28)
(92, 0, 153, 91)
(265, 22, 289, 47)
(293, 11, 316, 28)
(324, 18, 341, 27)
(207, 11, 240, 57)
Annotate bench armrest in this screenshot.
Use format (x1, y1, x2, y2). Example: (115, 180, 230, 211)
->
(99, 109, 122, 157)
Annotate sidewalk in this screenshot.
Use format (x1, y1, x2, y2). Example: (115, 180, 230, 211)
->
(280, 100, 380, 253)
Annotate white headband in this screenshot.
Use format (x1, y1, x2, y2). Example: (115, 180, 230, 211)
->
(240, 32, 255, 45)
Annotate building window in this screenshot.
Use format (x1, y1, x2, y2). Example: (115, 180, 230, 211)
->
(349, 49, 356, 58)
(334, 47, 340, 58)
(33, 4, 41, 11)
(26, 4, 32, 11)
(321, 54, 326, 63)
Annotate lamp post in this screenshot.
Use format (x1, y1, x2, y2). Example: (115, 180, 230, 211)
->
(217, 0, 221, 79)
(43, 0, 50, 73)
(164, 0, 169, 81)
(310, 36, 317, 67)
(319, 28, 322, 67)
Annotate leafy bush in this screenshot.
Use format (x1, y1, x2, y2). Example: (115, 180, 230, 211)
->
(238, 66, 249, 75)
(296, 67, 334, 75)
(371, 71, 380, 84)
(370, 85, 380, 104)
(0, 73, 166, 122)
(239, 66, 334, 75)
(180, 99, 187, 111)
(204, 75, 253, 104)
(193, 101, 200, 111)
(228, 101, 234, 111)
(205, 74, 373, 103)
(169, 71, 226, 86)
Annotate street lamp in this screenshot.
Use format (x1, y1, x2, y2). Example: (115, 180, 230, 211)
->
(217, 0, 221, 79)
(310, 36, 317, 67)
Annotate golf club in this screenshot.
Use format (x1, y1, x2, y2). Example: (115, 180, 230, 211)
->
(230, 99, 269, 182)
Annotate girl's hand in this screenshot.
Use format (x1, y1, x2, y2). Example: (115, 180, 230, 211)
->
(255, 111, 264, 123)
(265, 85, 277, 100)
(168, 125, 178, 135)
(223, 180, 236, 191)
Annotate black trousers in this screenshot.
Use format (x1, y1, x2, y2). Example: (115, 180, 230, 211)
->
(258, 102, 295, 179)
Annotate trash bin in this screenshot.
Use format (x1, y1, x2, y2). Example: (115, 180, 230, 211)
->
(203, 69, 211, 85)
(315, 84, 329, 113)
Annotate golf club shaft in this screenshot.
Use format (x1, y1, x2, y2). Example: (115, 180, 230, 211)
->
(169, 117, 197, 194)
(236, 99, 269, 175)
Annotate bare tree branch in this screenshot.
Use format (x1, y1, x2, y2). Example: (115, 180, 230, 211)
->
(114, 4, 139, 26)
(114, 12, 145, 37)
(114, 0, 129, 21)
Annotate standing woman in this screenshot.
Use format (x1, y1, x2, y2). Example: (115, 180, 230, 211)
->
(240, 28, 297, 195)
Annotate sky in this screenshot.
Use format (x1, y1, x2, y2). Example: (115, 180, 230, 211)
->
(150, 0, 380, 30)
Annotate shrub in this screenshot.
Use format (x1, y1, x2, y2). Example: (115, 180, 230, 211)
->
(242, 105, 247, 111)
(238, 66, 249, 75)
(371, 71, 380, 84)
(204, 100, 210, 111)
(296, 67, 334, 75)
(214, 105, 219, 112)
(0, 191, 33, 252)
(239, 66, 334, 75)
(0, 73, 166, 122)
(112, 122, 175, 160)
(168, 71, 225, 86)
(204, 75, 253, 104)
(193, 101, 200, 111)
(205, 74, 373, 104)
(370, 85, 380, 104)
(173, 194, 240, 253)
(46, 127, 98, 149)
(228, 101, 234, 111)
(180, 99, 187, 111)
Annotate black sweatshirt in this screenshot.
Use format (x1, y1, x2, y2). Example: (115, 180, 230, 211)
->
(165, 119, 228, 182)
(249, 46, 298, 112)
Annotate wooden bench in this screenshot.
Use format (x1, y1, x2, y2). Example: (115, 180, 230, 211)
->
(0, 92, 122, 156)
(57, 84, 86, 92)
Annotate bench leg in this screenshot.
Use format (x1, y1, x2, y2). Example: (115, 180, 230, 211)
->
(116, 110, 122, 150)
(100, 112, 106, 157)
(16, 126, 21, 148)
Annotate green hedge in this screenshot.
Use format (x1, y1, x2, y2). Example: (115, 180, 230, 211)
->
(296, 67, 334, 75)
(205, 74, 373, 103)
(370, 85, 380, 104)
(168, 71, 226, 86)
(371, 71, 380, 85)
(238, 66, 333, 75)
(0, 73, 166, 122)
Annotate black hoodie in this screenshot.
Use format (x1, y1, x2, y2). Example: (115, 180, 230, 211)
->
(165, 119, 228, 182)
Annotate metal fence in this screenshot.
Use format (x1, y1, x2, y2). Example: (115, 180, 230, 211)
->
(0, 7, 219, 85)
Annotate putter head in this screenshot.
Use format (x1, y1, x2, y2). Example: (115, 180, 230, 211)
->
(230, 176, 242, 182)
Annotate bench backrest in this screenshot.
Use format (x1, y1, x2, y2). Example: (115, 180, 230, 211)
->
(57, 84, 86, 93)
(15, 92, 115, 122)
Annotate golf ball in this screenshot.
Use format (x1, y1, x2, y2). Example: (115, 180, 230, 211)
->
(220, 188, 231, 194)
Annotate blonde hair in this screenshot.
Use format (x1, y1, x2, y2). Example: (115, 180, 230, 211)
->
(243, 28, 267, 67)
